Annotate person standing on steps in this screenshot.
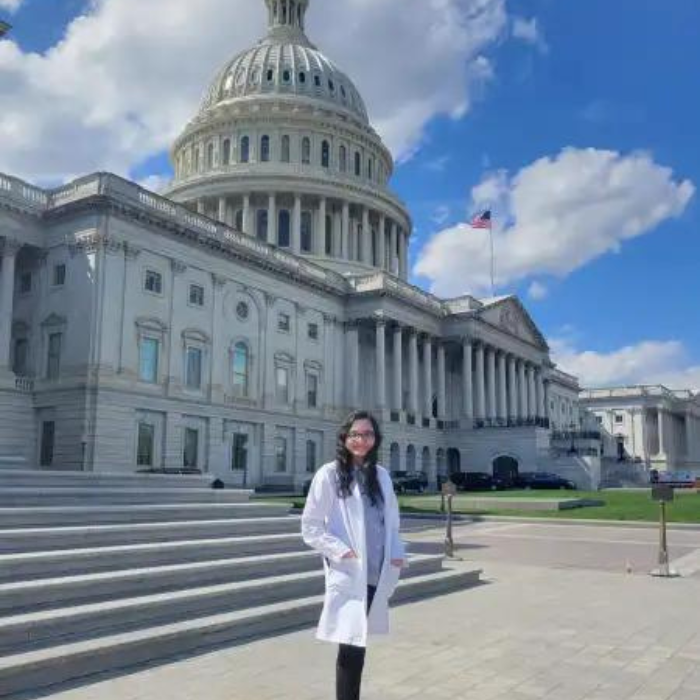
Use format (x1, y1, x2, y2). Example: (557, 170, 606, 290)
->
(301, 410, 406, 700)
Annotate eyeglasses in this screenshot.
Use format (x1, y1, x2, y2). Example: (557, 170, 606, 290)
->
(347, 431, 376, 441)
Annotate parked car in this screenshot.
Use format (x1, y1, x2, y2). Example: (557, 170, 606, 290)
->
(391, 471, 428, 494)
(650, 470, 697, 488)
(451, 472, 507, 491)
(515, 472, 576, 490)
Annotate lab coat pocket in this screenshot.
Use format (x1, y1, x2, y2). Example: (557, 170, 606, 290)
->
(327, 558, 361, 596)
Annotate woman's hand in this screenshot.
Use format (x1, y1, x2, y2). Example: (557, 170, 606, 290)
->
(390, 558, 405, 568)
(341, 550, 358, 559)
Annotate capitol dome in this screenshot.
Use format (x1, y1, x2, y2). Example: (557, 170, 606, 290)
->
(166, 0, 412, 281)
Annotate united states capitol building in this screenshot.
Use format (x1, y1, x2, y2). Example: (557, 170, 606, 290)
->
(0, 0, 597, 488)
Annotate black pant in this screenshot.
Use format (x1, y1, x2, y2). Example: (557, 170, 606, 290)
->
(336, 585, 376, 700)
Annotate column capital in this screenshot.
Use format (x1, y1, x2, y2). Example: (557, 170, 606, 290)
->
(211, 272, 227, 288)
(0, 238, 22, 257)
(170, 259, 187, 275)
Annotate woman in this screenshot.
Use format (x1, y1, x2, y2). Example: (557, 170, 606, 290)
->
(301, 410, 406, 700)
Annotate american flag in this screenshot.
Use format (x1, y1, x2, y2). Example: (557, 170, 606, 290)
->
(470, 210, 492, 229)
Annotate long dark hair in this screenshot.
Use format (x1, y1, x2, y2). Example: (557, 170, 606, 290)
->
(335, 410, 384, 506)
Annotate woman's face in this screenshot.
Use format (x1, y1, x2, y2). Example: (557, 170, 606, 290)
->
(344, 418, 376, 463)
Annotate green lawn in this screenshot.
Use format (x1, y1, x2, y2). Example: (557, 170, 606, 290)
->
(261, 489, 700, 524)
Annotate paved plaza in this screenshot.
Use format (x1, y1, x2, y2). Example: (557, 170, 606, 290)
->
(15, 520, 700, 700)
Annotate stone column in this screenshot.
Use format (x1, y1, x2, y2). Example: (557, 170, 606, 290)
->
(390, 222, 398, 275)
(462, 339, 473, 420)
(347, 322, 360, 408)
(528, 366, 537, 419)
(393, 325, 403, 412)
(398, 228, 407, 279)
(486, 346, 497, 422)
(408, 330, 419, 416)
(0, 239, 20, 371)
(518, 360, 527, 420)
(423, 336, 433, 419)
(218, 196, 227, 224)
(243, 194, 252, 234)
(537, 371, 546, 420)
(196, 199, 205, 215)
(362, 207, 371, 265)
(475, 344, 486, 421)
(317, 196, 327, 256)
(508, 356, 517, 420)
(267, 193, 277, 246)
(437, 342, 446, 420)
(374, 320, 386, 411)
(292, 194, 302, 255)
(498, 352, 508, 422)
(377, 214, 386, 270)
(332, 207, 342, 258)
(341, 201, 350, 260)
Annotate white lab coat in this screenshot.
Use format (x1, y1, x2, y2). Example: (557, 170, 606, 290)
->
(301, 461, 406, 648)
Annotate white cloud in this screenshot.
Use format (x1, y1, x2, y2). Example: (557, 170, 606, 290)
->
(431, 205, 451, 225)
(0, 0, 23, 13)
(551, 337, 700, 392)
(527, 281, 547, 300)
(0, 0, 508, 183)
(512, 16, 547, 53)
(414, 147, 694, 297)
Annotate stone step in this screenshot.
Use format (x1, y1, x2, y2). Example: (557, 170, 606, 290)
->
(0, 515, 302, 553)
(0, 552, 444, 616)
(0, 566, 481, 698)
(0, 487, 252, 507)
(0, 555, 444, 655)
(0, 502, 290, 528)
(0, 469, 213, 490)
(0, 532, 304, 583)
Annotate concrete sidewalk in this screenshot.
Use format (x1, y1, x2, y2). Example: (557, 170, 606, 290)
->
(19, 555, 700, 700)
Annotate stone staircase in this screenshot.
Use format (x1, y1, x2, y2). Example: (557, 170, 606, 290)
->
(0, 470, 481, 698)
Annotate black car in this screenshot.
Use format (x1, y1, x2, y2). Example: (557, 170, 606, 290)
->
(515, 472, 576, 490)
(450, 472, 506, 491)
(391, 471, 428, 493)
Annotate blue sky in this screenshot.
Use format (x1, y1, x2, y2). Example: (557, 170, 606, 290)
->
(2, 0, 699, 387)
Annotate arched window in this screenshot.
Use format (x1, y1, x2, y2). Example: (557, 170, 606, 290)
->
(301, 137, 311, 164)
(339, 145, 347, 173)
(207, 143, 214, 169)
(240, 136, 250, 163)
(232, 343, 250, 398)
(321, 140, 330, 168)
(354, 151, 361, 177)
(278, 210, 291, 248)
(222, 139, 231, 166)
(260, 135, 270, 162)
(235, 210, 243, 231)
(256, 209, 268, 241)
(281, 135, 290, 163)
(367, 158, 373, 180)
(301, 211, 313, 253)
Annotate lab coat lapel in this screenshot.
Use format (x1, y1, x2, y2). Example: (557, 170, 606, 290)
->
(339, 477, 365, 560)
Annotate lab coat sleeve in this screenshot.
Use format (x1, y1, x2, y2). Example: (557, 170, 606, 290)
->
(301, 468, 353, 563)
(387, 480, 406, 561)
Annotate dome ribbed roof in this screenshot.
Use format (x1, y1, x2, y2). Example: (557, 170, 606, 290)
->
(199, 1, 369, 123)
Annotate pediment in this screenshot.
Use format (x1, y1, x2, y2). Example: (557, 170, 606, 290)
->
(478, 297, 548, 349)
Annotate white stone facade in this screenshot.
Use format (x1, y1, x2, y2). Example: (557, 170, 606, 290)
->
(0, 0, 592, 488)
(581, 386, 700, 474)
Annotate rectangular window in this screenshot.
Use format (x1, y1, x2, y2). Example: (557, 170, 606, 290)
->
(308, 323, 319, 341)
(614, 414, 623, 424)
(19, 272, 32, 294)
(275, 437, 287, 473)
(47, 332, 62, 379)
(139, 338, 159, 383)
(189, 284, 204, 307)
(307, 373, 318, 409)
(306, 439, 317, 474)
(144, 269, 163, 294)
(276, 367, 289, 403)
(186, 347, 203, 389)
(136, 422, 155, 467)
(183, 427, 199, 468)
(13, 338, 28, 376)
(278, 313, 291, 332)
(52, 264, 66, 287)
(231, 433, 248, 472)
(40, 421, 55, 467)
(596, 416, 603, 424)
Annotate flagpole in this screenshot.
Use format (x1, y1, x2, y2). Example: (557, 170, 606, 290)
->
(490, 222, 495, 297)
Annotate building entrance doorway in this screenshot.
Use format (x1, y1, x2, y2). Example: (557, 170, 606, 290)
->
(493, 455, 519, 484)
